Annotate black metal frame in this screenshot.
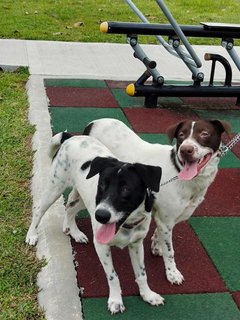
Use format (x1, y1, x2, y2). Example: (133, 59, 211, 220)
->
(101, 21, 240, 107)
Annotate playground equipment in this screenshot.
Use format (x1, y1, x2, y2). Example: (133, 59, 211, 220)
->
(100, 0, 240, 107)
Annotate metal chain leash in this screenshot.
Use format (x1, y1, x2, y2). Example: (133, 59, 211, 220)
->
(219, 132, 240, 157)
(160, 175, 178, 187)
(160, 132, 240, 187)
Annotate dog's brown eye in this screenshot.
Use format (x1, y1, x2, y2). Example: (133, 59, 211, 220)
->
(178, 132, 185, 140)
(200, 131, 209, 138)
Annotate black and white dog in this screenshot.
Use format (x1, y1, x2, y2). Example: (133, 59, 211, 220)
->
(84, 118, 230, 285)
(26, 133, 164, 314)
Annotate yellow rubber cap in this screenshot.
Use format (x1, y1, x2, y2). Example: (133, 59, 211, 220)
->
(126, 83, 135, 96)
(100, 21, 108, 33)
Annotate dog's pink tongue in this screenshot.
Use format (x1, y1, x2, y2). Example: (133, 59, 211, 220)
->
(178, 161, 198, 181)
(96, 223, 116, 244)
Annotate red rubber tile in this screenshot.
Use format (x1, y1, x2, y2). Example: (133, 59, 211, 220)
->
(72, 220, 226, 298)
(233, 292, 240, 309)
(46, 87, 119, 108)
(123, 108, 199, 133)
(181, 97, 240, 110)
(222, 134, 240, 159)
(194, 168, 240, 216)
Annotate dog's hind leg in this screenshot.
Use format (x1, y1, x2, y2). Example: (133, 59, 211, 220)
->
(128, 241, 164, 306)
(94, 241, 125, 314)
(26, 184, 63, 246)
(64, 187, 88, 243)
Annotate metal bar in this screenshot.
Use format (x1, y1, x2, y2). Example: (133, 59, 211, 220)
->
(171, 38, 202, 79)
(156, 0, 202, 67)
(228, 48, 240, 71)
(124, 0, 195, 63)
(222, 40, 240, 71)
(103, 22, 240, 39)
(128, 36, 163, 82)
(132, 84, 240, 97)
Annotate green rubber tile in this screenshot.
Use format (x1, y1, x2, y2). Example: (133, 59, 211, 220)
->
(190, 217, 240, 291)
(49, 107, 130, 133)
(158, 96, 183, 104)
(139, 133, 169, 144)
(82, 293, 240, 320)
(195, 110, 240, 133)
(111, 88, 145, 108)
(219, 150, 240, 168)
(44, 78, 106, 88)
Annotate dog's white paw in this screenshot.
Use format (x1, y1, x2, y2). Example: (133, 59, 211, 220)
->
(141, 290, 165, 306)
(25, 230, 38, 246)
(71, 230, 88, 244)
(166, 267, 184, 285)
(108, 297, 125, 314)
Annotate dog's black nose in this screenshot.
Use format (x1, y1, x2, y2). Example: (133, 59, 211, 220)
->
(95, 209, 111, 224)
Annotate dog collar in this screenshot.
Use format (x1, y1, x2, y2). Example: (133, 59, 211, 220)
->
(122, 217, 146, 229)
(170, 148, 181, 173)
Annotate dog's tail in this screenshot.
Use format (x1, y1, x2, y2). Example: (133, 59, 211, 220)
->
(48, 132, 72, 159)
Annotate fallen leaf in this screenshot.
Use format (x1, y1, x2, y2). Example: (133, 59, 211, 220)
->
(73, 21, 84, 27)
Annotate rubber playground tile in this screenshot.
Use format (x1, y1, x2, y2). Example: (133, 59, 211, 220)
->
(139, 133, 169, 145)
(111, 88, 145, 108)
(82, 293, 240, 320)
(219, 149, 240, 168)
(195, 109, 240, 133)
(72, 219, 226, 298)
(181, 96, 240, 110)
(233, 292, 240, 309)
(49, 107, 130, 133)
(222, 134, 240, 161)
(123, 107, 199, 133)
(190, 217, 240, 291)
(46, 87, 119, 108)
(194, 168, 240, 217)
(44, 78, 107, 88)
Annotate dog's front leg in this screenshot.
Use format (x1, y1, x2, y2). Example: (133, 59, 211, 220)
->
(93, 240, 125, 314)
(128, 241, 164, 306)
(155, 224, 184, 285)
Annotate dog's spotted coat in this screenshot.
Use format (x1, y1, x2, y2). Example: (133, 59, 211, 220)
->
(26, 134, 163, 314)
(84, 118, 230, 285)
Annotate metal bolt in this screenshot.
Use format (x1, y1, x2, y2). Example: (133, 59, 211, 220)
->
(130, 38, 137, 46)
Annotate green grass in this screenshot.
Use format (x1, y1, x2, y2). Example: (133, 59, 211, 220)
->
(0, 68, 44, 319)
(0, 0, 239, 44)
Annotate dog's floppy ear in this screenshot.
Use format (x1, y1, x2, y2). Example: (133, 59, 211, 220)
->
(134, 163, 162, 193)
(166, 121, 185, 144)
(86, 157, 118, 179)
(210, 120, 231, 136)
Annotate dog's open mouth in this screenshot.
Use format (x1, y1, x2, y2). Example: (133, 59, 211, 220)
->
(96, 223, 116, 244)
(178, 153, 212, 181)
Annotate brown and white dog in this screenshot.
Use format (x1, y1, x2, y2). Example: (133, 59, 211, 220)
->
(84, 118, 230, 285)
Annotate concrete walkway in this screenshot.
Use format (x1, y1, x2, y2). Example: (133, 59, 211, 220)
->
(1, 39, 239, 320)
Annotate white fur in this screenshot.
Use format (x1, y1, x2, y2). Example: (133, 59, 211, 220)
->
(87, 118, 220, 285)
(26, 134, 164, 313)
